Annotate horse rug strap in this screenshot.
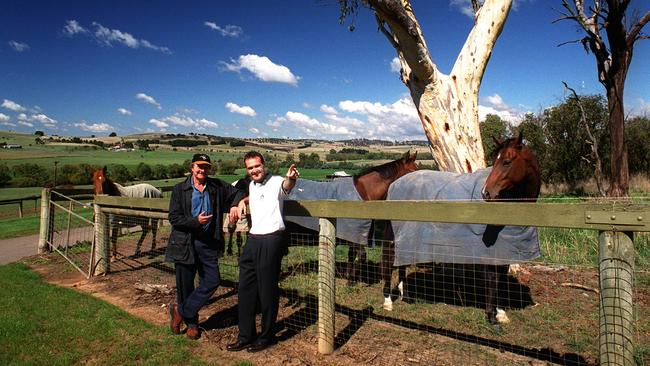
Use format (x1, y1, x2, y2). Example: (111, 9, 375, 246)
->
(284, 178, 371, 245)
(388, 169, 540, 266)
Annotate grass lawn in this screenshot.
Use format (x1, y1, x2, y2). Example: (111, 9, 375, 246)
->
(0, 262, 209, 366)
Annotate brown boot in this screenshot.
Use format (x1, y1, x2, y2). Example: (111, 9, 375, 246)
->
(186, 326, 201, 340)
(169, 303, 182, 334)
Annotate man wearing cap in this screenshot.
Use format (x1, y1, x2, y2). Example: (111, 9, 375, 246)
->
(166, 153, 245, 339)
(227, 151, 299, 353)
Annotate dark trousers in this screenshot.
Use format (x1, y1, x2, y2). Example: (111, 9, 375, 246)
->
(175, 238, 220, 327)
(237, 232, 285, 344)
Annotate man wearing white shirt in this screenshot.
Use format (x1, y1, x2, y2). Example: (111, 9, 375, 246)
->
(227, 151, 299, 353)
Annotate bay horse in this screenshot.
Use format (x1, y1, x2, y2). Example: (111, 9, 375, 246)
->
(284, 151, 417, 285)
(382, 133, 540, 329)
(92, 167, 163, 259)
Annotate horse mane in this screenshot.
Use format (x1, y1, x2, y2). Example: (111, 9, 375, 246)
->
(354, 157, 406, 181)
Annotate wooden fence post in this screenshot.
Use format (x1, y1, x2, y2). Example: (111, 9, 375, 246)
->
(37, 188, 51, 254)
(599, 230, 635, 365)
(318, 217, 336, 355)
(93, 204, 110, 275)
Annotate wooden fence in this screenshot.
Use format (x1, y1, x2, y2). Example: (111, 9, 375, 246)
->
(47, 193, 649, 365)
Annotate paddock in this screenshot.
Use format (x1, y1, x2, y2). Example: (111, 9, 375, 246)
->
(38, 188, 650, 365)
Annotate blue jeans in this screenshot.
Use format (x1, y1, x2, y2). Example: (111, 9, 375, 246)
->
(175, 238, 220, 327)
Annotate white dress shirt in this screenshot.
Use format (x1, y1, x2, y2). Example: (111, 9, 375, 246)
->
(248, 175, 287, 235)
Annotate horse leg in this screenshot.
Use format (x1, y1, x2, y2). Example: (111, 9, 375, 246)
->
(226, 224, 235, 255)
(110, 226, 119, 261)
(134, 224, 147, 258)
(346, 244, 358, 286)
(397, 265, 406, 301)
(150, 219, 158, 251)
(236, 232, 243, 258)
(381, 225, 396, 311)
(484, 264, 508, 330)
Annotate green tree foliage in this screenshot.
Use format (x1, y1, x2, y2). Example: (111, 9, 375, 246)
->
(57, 164, 93, 185)
(540, 94, 609, 191)
(11, 164, 50, 187)
(135, 163, 153, 180)
(109, 132, 117, 137)
(152, 164, 168, 180)
(167, 163, 186, 179)
(34, 131, 44, 137)
(297, 153, 322, 168)
(0, 164, 11, 187)
(625, 116, 650, 176)
(479, 114, 508, 162)
(108, 164, 132, 183)
(229, 139, 246, 147)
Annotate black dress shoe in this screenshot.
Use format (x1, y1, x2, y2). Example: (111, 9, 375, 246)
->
(226, 340, 251, 352)
(247, 341, 271, 353)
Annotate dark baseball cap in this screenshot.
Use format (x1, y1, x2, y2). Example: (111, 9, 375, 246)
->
(192, 153, 211, 166)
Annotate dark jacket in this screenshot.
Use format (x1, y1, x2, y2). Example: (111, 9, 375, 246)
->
(165, 175, 245, 264)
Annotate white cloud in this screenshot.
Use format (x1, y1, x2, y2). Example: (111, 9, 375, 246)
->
(479, 93, 524, 124)
(8, 40, 30, 52)
(249, 127, 260, 134)
(136, 93, 162, 109)
(285, 111, 354, 136)
(266, 117, 285, 128)
(117, 107, 132, 116)
(630, 97, 650, 117)
(302, 102, 314, 109)
(148, 118, 169, 131)
(221, 54, 300, 85)
(155, 114, 218, 130)
(16, 113, 28, 121)
(2, 99, 26, 112)
(18, 121, 33, 128)
(320, 104, 338, 115)
(390, 57, 401, 73)
(31, 113, 58, 126)
(64, 20, 171, 54)
(1, 122, 16, 127)
(63, 20, 88, 36)
(73, 122, 112, 132)
(450, 0, 476, 17)
(0, 113, 10, 122)
(225, 102, 257, 117)
(204, 22, 244, 38)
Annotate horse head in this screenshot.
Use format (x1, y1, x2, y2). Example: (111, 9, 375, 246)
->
(354, 150, 418, 200)
(482, 133, 540, 202)
(92, 166, 115, 196)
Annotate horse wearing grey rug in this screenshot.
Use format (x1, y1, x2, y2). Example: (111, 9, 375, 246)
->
(92, 167, 163, 259)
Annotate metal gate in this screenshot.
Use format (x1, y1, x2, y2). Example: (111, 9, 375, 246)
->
(38, 189, 96, 278)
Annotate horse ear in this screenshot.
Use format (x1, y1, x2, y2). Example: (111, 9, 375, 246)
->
(402, 150, 410, 160)
(492, 136, 504, 147)
(516, 132, 524, 145)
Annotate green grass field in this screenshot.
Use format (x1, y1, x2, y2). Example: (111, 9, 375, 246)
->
(0, 262, 210, 365)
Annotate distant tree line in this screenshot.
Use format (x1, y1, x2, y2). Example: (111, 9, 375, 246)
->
(0, 162, 189, 188)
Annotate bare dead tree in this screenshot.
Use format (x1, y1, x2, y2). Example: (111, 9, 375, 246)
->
(556, 0, 650, 197)
(340, 0, 513, 173)
(562, 81, 607, 197)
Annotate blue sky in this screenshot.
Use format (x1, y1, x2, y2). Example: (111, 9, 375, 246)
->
(1, 0, 648, 140)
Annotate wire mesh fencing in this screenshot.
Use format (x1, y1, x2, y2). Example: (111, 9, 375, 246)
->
(80, 195, 650, 366)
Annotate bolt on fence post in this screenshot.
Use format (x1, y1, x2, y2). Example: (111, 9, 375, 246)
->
(38, 188, 51, 254)
(93, 204, 110, 275)
(598, 230, 635, 365)
(318, 217, 336, 355)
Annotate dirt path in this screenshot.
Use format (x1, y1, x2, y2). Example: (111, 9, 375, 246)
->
(0, 234, 38, 264)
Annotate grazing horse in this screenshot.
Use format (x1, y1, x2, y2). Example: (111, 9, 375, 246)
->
(92, 167, 163, 259)
(382, 133, 540, 329)
(285, 151, 417, 285)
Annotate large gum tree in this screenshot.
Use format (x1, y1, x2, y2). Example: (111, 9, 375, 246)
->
(340, 0, 513, 173)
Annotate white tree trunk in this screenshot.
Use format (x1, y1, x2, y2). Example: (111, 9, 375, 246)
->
(372, 0, 512, 173)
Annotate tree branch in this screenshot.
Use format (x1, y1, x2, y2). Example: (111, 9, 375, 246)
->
(626, 9, 650, 48)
